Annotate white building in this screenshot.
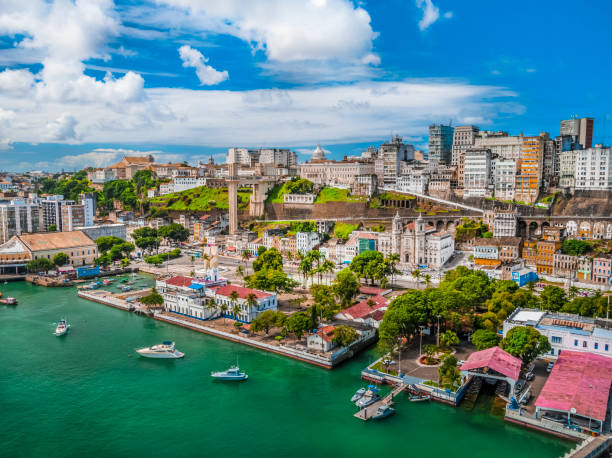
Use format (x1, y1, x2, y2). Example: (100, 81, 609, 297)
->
(77, 224, 127, 241)
(159, 177, 208, 195)
(463, 148, 492, 197)
(79, 193, 96, 227)
(0, 200, 43, 244)
(451, 125, 479, 165)
(87, 168, 116, 184)
(296, 231, 320, 254)
(574, 145, 612, 191)
(306, 325, 337, 352)
(299, 160, 374, 187)
(559, 150, 577, 189)
(474, 131, 523, 161)
(211, 284, 277, 323)
(397, 173, 428, 194)
(504, 308, 612, 359)
(258, 148, 298, 168)
(493, 158, 516, 200)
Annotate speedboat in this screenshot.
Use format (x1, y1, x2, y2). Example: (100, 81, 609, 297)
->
(0, 296, 17, 305)
(351, 387, 367, 402)
(103, 279, 114, 285)
(356, 386, 380, 408)
(211, 365, 248, 381)
(54, 319, 70, 336)
(136, 341, 184, 359)
(121, 285, 131, 292)
(372, 404, 395, 420)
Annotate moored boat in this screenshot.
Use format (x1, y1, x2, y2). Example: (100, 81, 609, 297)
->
(355, 386, 380, 408)
(121, 285, 131, 292)
(409, 394, 431, 402)
(351, 387, 367, 402)
(54, 319, 70, 336)
(136, 341, 184, 359)
(211, 365, 248, 381)
(0, 297, 17, 305)
(372, 404, 395, 420)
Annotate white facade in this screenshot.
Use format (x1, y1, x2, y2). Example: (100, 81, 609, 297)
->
(474, 132, 523, 161)
(425, 231, 455, 269)
(397, 173, 428, 194)
(299, 160, 375, 187)
(574, 145, 612, 191)
(296, 231, 320, 254)
(559, 150, 577, 188)
(79, 193, 96, 227)
(451, 125, 479, 165)
(0, 201, 43, 244)
(504, 308, 612, 359)
(493, 159, 516, 200)
(463, 149, 492, 197)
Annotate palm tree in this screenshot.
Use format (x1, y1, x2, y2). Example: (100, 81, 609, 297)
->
(231, 302, 241, 322)
(206, 298, 217, 319)
(424, 274, 432, 288)
(201, 253, 210, 270)
(412, 269, 421, 289)
(320, 260, 335, 285)
(386, 253, 400, 287)
(246, 292, 258, 320)
(298, 257, 312, 288)
(241, 250, 250, 275)
(220, 302, 229, 323)
(568, 285, 579, 300)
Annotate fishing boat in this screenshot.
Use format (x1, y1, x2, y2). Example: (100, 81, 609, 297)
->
(54, 319, 70, 336)
(0, 296, 17, 305)
(355, 386, 380, 408)
(103, 279, 114, 285)
(136, 341, 184, 359)
(351, 387, 367, 402)
(371, 404, 395, 420)
(121, 285, 131, 292)
(211, 365, 248, 381)
(82, 281, 102, 290)
(120, 277, 129, 283)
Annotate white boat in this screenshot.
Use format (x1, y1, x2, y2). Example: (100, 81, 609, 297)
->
(351, 387, 367, 402)
(356, 386, 380, 408)
(211, 365, 248, 381)
(54, 319, 70, 336)
(136, 341, 184, 359)
(372, 404, 395, 420)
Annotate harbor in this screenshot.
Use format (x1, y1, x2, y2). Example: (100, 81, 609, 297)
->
(0, 278, 573, 458)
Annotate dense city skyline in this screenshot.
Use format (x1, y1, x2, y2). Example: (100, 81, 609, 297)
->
(0, 0, 611, 171)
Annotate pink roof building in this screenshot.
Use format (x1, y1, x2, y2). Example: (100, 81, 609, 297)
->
(459, 346, 522, 381)
(535, 350, 612, 423)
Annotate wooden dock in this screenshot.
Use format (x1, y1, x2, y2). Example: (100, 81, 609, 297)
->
(354, 383, 408, 421)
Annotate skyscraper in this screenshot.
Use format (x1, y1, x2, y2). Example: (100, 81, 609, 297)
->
(451, 125, 479, 165)
(560, 117, 594, 149)
(428, 123, 454, 164)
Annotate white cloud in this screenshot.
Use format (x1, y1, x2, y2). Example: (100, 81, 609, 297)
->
(178, 45, 228, 85)
(46, 114, 78, 141)
(0, 69, 35, 94)
(443, 11, 454, 19)
(416, 0, 439, 30)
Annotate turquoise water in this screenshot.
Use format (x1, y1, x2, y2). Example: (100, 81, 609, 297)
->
(0, 276, 572, 458)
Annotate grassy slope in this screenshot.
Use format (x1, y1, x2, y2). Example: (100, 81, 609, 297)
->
(151, 186, 251, 211)
(314, 187, 366, 204)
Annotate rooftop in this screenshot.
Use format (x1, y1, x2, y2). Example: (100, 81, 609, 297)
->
(535, 350, 612, 422)
(459, 346, 522, 381)
(343, 295, 388, 320)
(212, 284, 273, 300)
(18, 231, 95, 251)
(164, 276, 194, 287)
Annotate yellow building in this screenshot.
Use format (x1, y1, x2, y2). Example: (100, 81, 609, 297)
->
(514, 134, 546, 204)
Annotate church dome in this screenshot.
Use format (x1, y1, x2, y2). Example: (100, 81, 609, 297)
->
(312, 144, 326, 161)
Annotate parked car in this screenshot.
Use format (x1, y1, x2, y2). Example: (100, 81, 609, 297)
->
(525, 371, 535, 381)
(514, 379, 526, 393)
(546, 362, 554, 373)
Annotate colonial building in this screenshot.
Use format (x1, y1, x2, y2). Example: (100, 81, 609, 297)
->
(298, 159, 375, 187)
(107, 155, 155, 180)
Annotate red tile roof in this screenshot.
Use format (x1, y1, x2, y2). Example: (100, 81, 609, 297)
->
(459, 346, 522, 381)
(212, 284, 272, 300)
(369, 309, 386, 322)
(165, 276, 194, 287)
(316, 325, 336, 343)
(359, 286, 391, 296)
(343, 295, 388, 320)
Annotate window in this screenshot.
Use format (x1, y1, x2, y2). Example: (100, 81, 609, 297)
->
(583, 341, 587, 348)
(552, 336, 562, 344)
(606, 344, 609, 352)
(574, 339, 578, 346)
(594, 343, 599, 350)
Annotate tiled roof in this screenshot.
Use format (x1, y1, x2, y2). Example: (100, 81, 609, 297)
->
(343, 295, 388, 320)
(359, 286, 391, 296)
(459, 346, 522, 381)
(316, 325, 336, 343)
(165, 276, 194, 287)
(18, 231, 95, 252)
(212, 284, 272, 300)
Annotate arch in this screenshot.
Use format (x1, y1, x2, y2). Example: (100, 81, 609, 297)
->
(566, 220, 577, 236)
(541, 221, 551, 232)
(593, 222, 605, 239)
(446, 221, 456, 232)
(436, 220, 445, 232)
(518, 220, 527, 238)
(606, 224, 612, 240)
(528, 221, 539, 238)
(427, 220, 435, 228)
(579, 221, 591, 238)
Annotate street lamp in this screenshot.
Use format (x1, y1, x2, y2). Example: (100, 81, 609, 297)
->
(419, 325, 426, 356)
(436, 314, 441, 347)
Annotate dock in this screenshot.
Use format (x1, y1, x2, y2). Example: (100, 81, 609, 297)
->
(354, 383, 408, 421)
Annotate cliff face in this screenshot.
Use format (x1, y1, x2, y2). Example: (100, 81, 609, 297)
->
(551, 190, 612, 216)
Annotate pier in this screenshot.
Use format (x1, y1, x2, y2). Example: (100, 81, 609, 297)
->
(354, 383, 408, 421)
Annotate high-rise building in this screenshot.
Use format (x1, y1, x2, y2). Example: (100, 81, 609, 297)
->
(574, 145, 612, 191)
(0, 200, 43, 244)
(451, 125, 479, 165)
(492, 158, 517, 201)
(258, 148, 298, 168)
(61, 204, 85, 232)
(41, 195, 70, 231)
(514, 134, 547, 204)
(79, 193, 96, 228)
(377, 135, 415, 185)
(561, 117, 594, 149)
(226, 148, 259, 166)
(428, 124, 454, 164)
(463, 148, 491, 197)
(474, 131, 523, 161)
(559, 150, 578, 188)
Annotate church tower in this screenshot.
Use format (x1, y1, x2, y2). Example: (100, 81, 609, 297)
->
(415, 212, 426, 266)
(392, 211, 402, 255)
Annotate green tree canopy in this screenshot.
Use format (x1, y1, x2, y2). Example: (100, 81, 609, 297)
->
(52, 252, 69, 267)
(96, 236, 127, 253)
(332, 325, 359, 347)
(349, 250, 384, 284)
(378, 290, 429, 350)
(539, 286, 567, 312)
(158, 223, 190, 243)
(286, 312, 312, 340)
(285, 177, 314, 195)
(132, 227, 158, 239)
(245, 268, 297, 293)
(471, 329, 500, 350)
(500, 326, 551, 365)
(438, 354, 461, 389)
(253, 247, 283, 272)
(332, 268, 359, 308)
(26, 258, 55, 273)
(250, 310, 286, 335)
(135, 236, 160, 253)
(561, 239, 591, 256)
(140, 288, 164, 307)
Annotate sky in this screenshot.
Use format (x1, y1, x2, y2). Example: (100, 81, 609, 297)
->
(0, 0, 611, 171)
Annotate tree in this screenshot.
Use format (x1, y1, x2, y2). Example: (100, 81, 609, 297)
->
(298, 256, 312, 288)
(245, 268, 297, 293)
(220, 302, 229, 322)
(350, 250, 385, 285)
(412, 269, 421, 288)
(158, 223, 189, 244)
(526, 281, 535, 292)
(423, 344, 437, 364)
(561, 239, 591, 256)
(310, 284, 338, 320)
(140, 288, 164, 307)
(96, 236, 127, 253)
(253, 248, 283, 272)
(501, 326, 551, 365)
(286, 312, 312, 340)
(332, 268, 359, 308)
(231, 302, 241, 321)
(135, 236, 160, 254)
(26, 258, 54, 273)
(438, 354, 461, 389)
(471, 329, 500, 350)
(540, 285, 566, 312)
(48, 224, 57, 232)
(568, 286, 579, 300)
(246, 293, 258, 311)
(378, 290, 429, 349)
(201, 253, 211, 269)
(52, 252, 69, 266)
(132, 227, 158, 239)
(439, 330, 459, 348)
(385, 253, 400, 286)
(332, 325, 359, 347)
(424, 274, 432, 288)
(120, 258, 130, 267)
(250, 310, 284, 335)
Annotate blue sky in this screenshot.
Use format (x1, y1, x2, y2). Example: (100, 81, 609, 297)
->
(0, 0, 610, 171)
